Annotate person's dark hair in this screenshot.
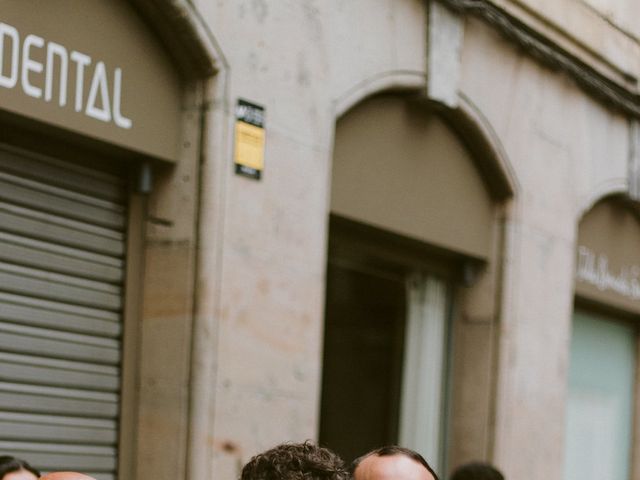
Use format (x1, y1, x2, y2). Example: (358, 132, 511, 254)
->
(350, 446, 439, 480)
(0, 456, 40, 480)
(240, 441, 349, 480)
(450, 461, 503, 480)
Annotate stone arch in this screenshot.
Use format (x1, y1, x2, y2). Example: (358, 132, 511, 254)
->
(332, 75, 516, 203)
(577, 182, 629, 220)
(131, 0, 224, 79)
(444, 93, 517, 201)
(330, 91, 496, 258)
(332, 70, 426, 118)
(324, 85, 515, 467)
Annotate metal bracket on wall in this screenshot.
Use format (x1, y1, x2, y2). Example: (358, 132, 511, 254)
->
(462, 261, 482, 287)
(138, 161, 153, 194)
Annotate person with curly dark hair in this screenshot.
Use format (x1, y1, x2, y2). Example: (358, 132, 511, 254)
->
(240, 441, 349, 480)
(0, 456, 40, 480)
(449, 462, 504, 480)
(351, 446, 438, 480)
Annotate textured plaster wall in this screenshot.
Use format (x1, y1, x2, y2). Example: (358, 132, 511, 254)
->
(580, 0, 640, 38)
(459, 18, 630, 480)
(190, 0, 428, 478)
(178, 1, 637, 479)
(493, 0, 640, 85)
(135, 89, 204, 480)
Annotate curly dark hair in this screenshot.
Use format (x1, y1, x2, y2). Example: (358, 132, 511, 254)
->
(240, 442, 350, 480)
(0, 456, 40, 480)
(450, 462, 504, 480)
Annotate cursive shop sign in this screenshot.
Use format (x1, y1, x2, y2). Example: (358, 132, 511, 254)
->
(576, 245, 640, 301)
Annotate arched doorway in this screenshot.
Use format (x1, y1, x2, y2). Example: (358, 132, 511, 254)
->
(320, 92, 508, 474)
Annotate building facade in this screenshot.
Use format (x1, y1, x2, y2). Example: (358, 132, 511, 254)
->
(1, 1, 640, 480)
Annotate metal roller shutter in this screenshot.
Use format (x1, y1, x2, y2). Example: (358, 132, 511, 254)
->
(0, 145, 126, 480)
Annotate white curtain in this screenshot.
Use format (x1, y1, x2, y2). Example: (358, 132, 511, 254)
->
(399, 274, 448, 473)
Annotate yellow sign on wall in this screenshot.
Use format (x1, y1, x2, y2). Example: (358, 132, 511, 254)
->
(234, 99, 265, 179)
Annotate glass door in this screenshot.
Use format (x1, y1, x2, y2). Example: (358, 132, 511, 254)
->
(564, 309, 636, 480)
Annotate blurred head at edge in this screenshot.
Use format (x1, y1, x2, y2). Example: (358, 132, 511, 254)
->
(0, 456, 40, 480)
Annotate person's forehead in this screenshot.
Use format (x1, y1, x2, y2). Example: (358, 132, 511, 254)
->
(39, 472, 98, 480)
(356, 454, 434, 480)
(4, 470, 38, 480)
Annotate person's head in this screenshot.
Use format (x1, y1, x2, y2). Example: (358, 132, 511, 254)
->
(38, 473, 97, 480)
(351, 446, 438, 480)
(240, 441, 349, 480)
(450, 462, 504, 480)
(0, 457, 40, 480)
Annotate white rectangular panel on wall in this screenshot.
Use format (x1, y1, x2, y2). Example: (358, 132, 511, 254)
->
(0, 146, 126, 480)
(564, 310, 636, 480)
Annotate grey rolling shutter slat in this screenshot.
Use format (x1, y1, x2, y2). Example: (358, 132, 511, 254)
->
(0, 176, 124, 229)
(0, 412, 117, 444)
(0, 382, 118, 418)
(88, 474, 115, 480)
(0, 324, 120, 365)
(0, 146, 126, 478)
(0, 442, 117, 471)
(0, 264, 122, 310)
(0, 148, 123, 201)
(0, 352, 119, 390)
(0, 233, 123, 283)
(0, 204, 124, 256)
(0, 292, 120, 337)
